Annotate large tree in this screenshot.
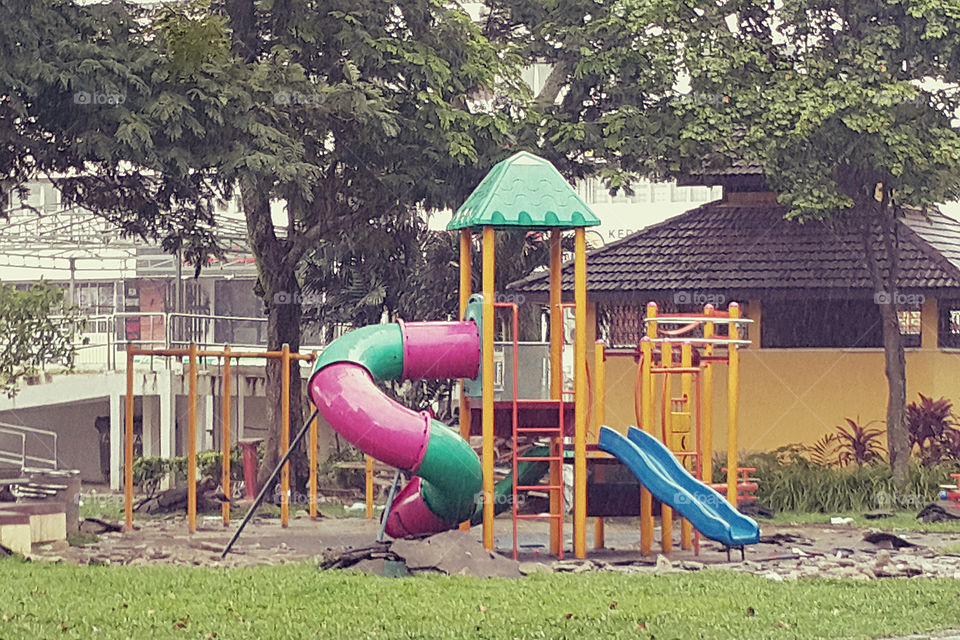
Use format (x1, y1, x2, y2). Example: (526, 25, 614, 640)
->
(652, 0, 960, 485)
(154, 0, 523, 487)
(3, 0, 524, 488)
(489, 0, 960, 484)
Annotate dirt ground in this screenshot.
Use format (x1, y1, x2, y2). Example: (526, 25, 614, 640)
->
(24, 507, 960, 582)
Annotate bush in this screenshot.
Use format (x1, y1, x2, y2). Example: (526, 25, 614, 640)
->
(130, 446, 251, 494)
(740, 447, 960, 513)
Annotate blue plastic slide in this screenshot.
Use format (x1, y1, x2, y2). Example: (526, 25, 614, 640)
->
(597, 426, 760, 547)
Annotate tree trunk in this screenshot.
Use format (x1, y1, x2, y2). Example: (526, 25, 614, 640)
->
(238, 180, 309, 497)
(858, 190, 910, 487)
(259, 269, 308, 498)
(878, 297, 909, 485)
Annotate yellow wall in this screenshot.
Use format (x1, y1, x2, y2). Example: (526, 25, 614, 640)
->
(595, 298, 960, 454)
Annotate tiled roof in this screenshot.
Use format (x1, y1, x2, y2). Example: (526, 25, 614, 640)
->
(447, 151, 600, 230)
(508, 200, 960, 296)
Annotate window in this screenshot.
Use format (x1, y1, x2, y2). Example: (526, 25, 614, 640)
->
(762, 298, 921, 348)
(939, 300, 960, 348)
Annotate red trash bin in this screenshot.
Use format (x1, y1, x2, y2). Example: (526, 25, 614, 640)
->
(238, 439, 263, 500)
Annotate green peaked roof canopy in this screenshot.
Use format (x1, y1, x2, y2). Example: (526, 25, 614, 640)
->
(447, 151, 601, 231)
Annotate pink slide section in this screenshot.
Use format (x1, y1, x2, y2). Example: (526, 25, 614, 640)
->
(308, 320, 482, 537)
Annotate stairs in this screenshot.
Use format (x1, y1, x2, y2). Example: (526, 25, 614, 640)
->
(0, 469, 80, 554)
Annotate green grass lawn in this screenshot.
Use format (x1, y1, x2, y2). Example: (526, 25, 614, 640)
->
(763, 510, 960, 532)
(2, 560, 960, 639)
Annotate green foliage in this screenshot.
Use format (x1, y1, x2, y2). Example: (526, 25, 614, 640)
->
(907, 394, 960, 464)
(4, 562, 960, 638)
(835, 418, 887, 467)
(132, 447, 249, 494)
(0, 282, 83, 397)
(742, 445, 959, 514)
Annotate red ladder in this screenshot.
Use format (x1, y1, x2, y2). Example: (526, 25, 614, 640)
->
(511, 399, 565, 560)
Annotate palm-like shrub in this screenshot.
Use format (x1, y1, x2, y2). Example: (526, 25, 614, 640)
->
(907, 394, 960, 464)
(834, 418, 886, 467)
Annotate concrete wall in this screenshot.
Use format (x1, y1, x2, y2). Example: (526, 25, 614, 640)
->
(0, 398, 110, 482)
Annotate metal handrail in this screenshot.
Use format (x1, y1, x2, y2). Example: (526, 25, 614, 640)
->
(0, 429, 26, 470)
(0, 423, 57, 469)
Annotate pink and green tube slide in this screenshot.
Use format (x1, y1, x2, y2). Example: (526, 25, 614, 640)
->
(307, 320, 482, 538)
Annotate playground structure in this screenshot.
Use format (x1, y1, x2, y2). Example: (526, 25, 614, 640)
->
(121, 151, 760, 560)
(304, 151, 759, 558)
(121, 344, 320, 533)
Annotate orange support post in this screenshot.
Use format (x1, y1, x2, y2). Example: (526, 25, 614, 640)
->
(702, 305, 715, 485)
(593, 340, 606, 549)
(221, 346, 232, 526)
(188, 343, 198, 534)
(680, 342, 693, 550)
(124, 345, 134, 531)
(281, 343, 291, 527)
(640, 303, 657, 555)
(660, 342, 673, 554)
(573, 227, 588, 558)
(549, 229, 563, 556)
(365, 455, 375, 519)
(309, 409, 319, 519)
(481, 226, 496, 550)
(727, 303, 741, 505)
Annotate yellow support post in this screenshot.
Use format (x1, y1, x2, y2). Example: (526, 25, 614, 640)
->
(365, 455, 375, 519)
(459, 229, 472, 531)
(221, 346, 232, 527)
(661, 342, 673, 554)
(727, 303, 741, 505)
(481, 226, 496, 550)
(680, 342, 693, 551)
(639, 303, 657, 555)
(702, 305, 715, 485)
(593, 340, 606, 549)
(124, 345, 134, 532)
(188, 343, 198, 534)
(549, 229, 563, 556)
(280, 343, 291, 527)
(573, 227, 587, 559)
(309, 410, 319, 519)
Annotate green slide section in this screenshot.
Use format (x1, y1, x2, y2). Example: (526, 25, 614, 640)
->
(312, 323, 404, 382)
(469, 445, 551, 525)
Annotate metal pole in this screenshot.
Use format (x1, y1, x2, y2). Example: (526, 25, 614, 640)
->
(188, 342, 198, 533)
(727, 303, 741, 505)
(280, 343, 291, 527)
(221, 346, 232, 526)
(310, 410, 319, 519)
(481, 226, 495, 550)
(124, 344, 134, 531)
(549, 229, 563, 556)
(377, 469, 402, 542)
(573, 227, 587, 559)
(221, 409, 319, 558)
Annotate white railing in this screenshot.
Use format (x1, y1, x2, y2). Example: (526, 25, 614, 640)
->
(62, 311, 273, 369)
(0, 422, 58, 471)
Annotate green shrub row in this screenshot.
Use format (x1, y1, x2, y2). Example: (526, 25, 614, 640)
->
(721, 448, 960, 513)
